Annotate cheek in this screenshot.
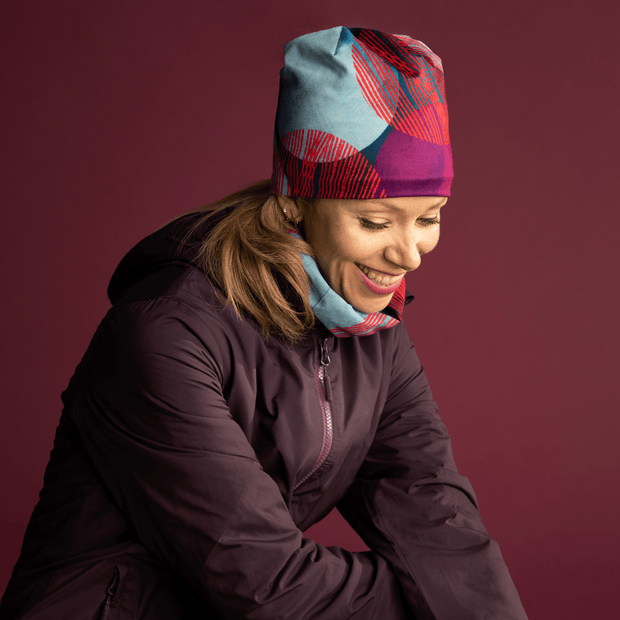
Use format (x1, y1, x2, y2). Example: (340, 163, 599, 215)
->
(420, 228, 440, 253)
(308, 215, 374, 271)
(319, 231, 361, 265)
(334, 226, 378, 259)
(314, 238, 362, 289)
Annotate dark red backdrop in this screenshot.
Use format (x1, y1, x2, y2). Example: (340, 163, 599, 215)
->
(2, 1, 619, 617)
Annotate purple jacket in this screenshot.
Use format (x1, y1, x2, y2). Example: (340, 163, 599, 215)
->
(1, 210, 527, 619)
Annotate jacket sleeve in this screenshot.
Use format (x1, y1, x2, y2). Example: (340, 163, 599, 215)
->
(337, 322, 528, 620)
(68, 296, 411, 620)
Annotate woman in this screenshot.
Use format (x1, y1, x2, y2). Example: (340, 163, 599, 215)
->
(0, 27, 528, 619)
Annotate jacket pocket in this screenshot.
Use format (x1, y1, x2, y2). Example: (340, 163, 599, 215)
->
(97, 555, 200, 619)
(99, 559, 127, 620)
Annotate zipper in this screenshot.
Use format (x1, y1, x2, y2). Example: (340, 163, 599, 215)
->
(100, 564, 120, 620)
(293, 337, 333, 490)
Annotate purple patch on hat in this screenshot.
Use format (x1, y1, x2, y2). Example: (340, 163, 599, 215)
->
(373, 128, 453, 197)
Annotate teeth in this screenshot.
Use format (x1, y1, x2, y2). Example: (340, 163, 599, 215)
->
(358, 264, 401, 286)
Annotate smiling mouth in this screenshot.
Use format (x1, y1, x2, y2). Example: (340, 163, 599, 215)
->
(356, 263, 403, 286)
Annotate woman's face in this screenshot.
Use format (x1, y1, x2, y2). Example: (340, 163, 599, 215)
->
(298, 195, 447, 314)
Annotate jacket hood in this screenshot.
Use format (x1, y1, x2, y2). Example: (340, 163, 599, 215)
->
(107, 208, 232, 305)
(107, 206, 414, 315)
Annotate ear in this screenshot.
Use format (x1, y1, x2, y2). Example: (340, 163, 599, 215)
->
(275, 195, 303, 221)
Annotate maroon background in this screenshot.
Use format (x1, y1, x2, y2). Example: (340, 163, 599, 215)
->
(1, 1, 619, 617)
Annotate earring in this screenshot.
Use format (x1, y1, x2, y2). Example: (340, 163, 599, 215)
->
(282, 208, 298, 227)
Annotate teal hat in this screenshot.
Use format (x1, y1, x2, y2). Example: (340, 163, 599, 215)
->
(272, 26, 453, 199)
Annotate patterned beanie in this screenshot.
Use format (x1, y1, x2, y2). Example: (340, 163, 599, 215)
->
(271, 26, 453, 199)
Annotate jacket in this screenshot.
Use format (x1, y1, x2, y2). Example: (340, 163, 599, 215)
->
(0, 208, 527, 619)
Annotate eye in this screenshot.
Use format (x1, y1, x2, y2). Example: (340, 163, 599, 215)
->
(417, 216, 441, 227)
(359, 217, 388, 230)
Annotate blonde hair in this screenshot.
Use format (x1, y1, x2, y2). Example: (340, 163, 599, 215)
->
(181, 179, 318, 344)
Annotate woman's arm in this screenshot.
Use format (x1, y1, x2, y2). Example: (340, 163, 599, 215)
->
(338, 322, 528, 620)
(68, 294, 410, 619)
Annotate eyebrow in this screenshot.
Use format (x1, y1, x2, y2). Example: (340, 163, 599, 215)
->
(375, 198, 448, 211)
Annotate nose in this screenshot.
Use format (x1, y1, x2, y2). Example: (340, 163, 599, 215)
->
(383, 228, 422, 272)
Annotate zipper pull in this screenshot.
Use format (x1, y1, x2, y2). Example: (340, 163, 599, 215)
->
(320, 339, 332, 402)
(320, 339, 331, 367)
